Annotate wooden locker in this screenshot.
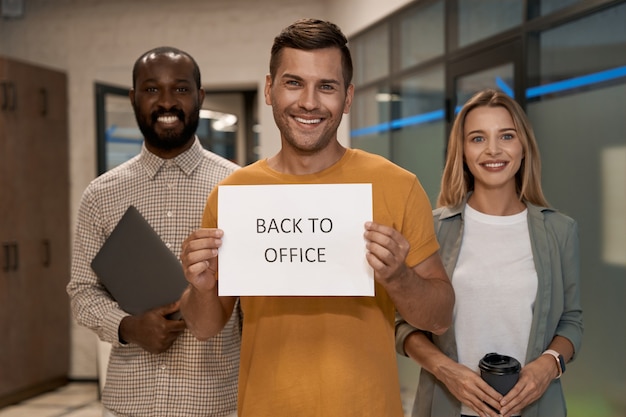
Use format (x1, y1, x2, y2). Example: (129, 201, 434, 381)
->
(0, 56, 70, 406)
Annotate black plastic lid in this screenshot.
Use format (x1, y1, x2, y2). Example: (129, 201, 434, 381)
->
(479, 352, 521, 375)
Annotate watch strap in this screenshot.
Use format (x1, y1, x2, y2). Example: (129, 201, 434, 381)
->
(543, 349, 565, 379)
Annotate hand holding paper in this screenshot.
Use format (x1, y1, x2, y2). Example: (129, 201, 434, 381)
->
(180, 228, 223, 292)
(179, 228, 238, 341)
(363, 220, 412, 285)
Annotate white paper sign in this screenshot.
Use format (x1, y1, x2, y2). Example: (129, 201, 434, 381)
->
(217, 184, 374, 296)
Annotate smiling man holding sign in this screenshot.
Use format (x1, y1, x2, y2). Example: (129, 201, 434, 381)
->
(180, 19, 455, 417)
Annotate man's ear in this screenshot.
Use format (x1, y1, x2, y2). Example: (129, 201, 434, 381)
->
(343, 84, 354, 114)
(129, 88, 135, 105)
(264, 74, 273, 105)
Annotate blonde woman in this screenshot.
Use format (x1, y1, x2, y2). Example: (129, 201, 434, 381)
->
(396, 89, 583, 417)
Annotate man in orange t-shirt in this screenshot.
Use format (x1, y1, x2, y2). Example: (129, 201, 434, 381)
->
(179, 18, 455, 417)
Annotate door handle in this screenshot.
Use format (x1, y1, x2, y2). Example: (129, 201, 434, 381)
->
(42, 239, 51, 267)
(0, 82, 17, 111)
(1, 82, 7, 111)
(2, 242, 18, 272)
(2, 243, 9, 272)
(40, 88, 48, 116)
(10, 242, 19, 271)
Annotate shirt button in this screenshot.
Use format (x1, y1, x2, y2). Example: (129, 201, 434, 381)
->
(166, 211, 173, 217)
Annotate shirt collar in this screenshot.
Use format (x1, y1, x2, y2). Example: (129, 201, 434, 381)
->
(138, 136, 204, 179)
(437, 192, 555, 221)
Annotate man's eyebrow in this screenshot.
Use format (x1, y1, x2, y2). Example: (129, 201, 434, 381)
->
(281, 73, 341, 85)
(319, 78, 341, 85)
(281, 73, 303, 81)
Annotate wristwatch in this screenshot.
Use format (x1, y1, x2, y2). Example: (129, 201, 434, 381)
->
(543, 349, 566, 379)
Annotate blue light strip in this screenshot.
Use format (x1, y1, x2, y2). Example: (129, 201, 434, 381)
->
(496, 77, 515, 98)
(349, 109, 447, 136)
(351, 65, 626, 138)
(390, 109, 446, 129)
(526, 65, 626, 98)
(350, 122, 394, 137)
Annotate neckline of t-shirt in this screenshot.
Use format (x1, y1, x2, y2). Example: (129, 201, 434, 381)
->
(465, 203, 528, 225)
(259, 148, 355, 181)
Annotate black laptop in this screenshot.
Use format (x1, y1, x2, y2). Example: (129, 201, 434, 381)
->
(90, 205, 187, 318)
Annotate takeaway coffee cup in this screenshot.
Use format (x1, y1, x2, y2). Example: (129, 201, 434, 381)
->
(479, 352, 521, 395)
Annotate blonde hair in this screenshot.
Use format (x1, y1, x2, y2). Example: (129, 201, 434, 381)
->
(437, 88, 548, 208)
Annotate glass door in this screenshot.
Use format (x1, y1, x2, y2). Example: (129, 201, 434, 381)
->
(446, 40, 523, 131)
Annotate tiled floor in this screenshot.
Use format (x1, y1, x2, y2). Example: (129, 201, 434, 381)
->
(0, 382, 102, 417)
(0, 378, 415, 417)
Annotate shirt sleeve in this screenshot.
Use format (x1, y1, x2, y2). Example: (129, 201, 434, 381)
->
(66, 189, 130, 347)
(403, 177, 440, 268)
(555, 217, 584, 359)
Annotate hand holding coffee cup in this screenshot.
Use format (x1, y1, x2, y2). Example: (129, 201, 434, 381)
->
(479, 352, 521, 396)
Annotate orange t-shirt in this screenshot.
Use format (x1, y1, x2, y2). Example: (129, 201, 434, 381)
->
(203, 149, 439, 417)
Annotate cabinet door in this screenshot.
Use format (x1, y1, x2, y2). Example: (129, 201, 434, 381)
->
(0, 57, 37, 397)
(0, 57, 69, 401)
(0, 58, 20, 393)
(33, 64, 71, 385)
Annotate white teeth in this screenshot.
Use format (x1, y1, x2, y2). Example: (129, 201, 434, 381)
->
(158, 115, 178, 124)
(484, 162, 505, 168)
(295, 117, 321, 124)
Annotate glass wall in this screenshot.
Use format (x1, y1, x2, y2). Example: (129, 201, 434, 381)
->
(526, 4, 626, 414)
(537, 0, 586, 16)
(456, 0, 523, 48)
(350, 85, 392, 158)
(398, 0, 444, 69)
(392, 67, 445, 203)
(455, 63, 515, 109)
(351, 0, 445, 206)
(349, 1, 626, 416)
(352, 23, 389, 86)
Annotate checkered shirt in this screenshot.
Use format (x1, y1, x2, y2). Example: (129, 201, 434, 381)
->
(67, 138, 241, 417)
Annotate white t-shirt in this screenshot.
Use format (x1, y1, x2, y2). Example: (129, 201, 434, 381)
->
(453, 204, 537, 416)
